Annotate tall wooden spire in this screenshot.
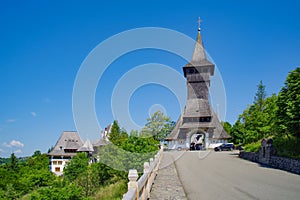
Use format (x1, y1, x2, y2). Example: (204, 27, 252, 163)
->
(191, 17, 207, 64)
(165, 20, 230, 149)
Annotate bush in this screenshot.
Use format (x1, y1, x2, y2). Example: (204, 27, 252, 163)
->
(244, 141, 261, 153)
(92, 180, 127, 200)
(273, 135, 300, 159)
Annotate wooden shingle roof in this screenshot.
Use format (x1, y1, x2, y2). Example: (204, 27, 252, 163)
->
(77, 139, 94, 152)
(165, 115, 182, 141)
(183, 29, 215, 76)
(48, 131, 84, 156)
(183, 99, 212, 117)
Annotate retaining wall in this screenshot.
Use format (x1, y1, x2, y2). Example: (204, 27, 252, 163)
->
(239, 151, 300, 175)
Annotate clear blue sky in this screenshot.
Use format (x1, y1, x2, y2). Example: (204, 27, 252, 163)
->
(0, 0, 299, 157)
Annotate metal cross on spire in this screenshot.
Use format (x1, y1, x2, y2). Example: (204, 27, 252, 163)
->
(198, 17, 202, 31)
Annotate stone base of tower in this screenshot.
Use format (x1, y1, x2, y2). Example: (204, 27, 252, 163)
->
(166, 139, 229, 151)
(166, 134, 229, 151)
(165, 112, 230, 151)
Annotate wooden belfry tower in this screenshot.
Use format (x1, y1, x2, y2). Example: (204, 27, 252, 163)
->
(166, 19, 230, 150)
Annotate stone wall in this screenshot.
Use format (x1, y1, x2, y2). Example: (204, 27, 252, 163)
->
(269, 156, 300, 174)
(239, 138, 300, 175)
(239, 151, 258, 162)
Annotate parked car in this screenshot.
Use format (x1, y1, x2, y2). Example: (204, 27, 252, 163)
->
(235, 145, 244, 151)
(190, 142, 203, 151)
(214, 143, 235, 151)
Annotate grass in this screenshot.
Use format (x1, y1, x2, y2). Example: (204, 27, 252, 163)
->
(273, 135, 300, 159)
(92, 180, 127, 200)
(244, 141, 261, 153)
(243, 134, 300, 159)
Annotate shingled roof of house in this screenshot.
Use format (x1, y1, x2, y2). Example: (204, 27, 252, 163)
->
(48, 131, 84, 156)
(77, 139, 94, 152)
(93, 139, 110, 147)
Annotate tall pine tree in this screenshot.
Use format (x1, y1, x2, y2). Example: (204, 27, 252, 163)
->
(254, 80, 267, 111)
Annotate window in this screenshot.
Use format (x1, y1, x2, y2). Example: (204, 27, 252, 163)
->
(64, 149, 77, 153)
(186, 68, 199, 74)
(58, 161, 63, 165)
(200, 117, 211, 122)
(52, 161, 57, 165)
(55, 167, 60, 172)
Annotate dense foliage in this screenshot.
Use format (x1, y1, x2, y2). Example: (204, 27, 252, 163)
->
(276, 68, 300, 138)
(228, 67, 300, 158)
(102, 112, 173, 172)
(0, 111, 173, 199)
(0, 152, 56, 199)
(140, 111, 175, 141)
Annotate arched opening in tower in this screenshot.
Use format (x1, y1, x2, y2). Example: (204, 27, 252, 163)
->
(190, 132, 205, 151)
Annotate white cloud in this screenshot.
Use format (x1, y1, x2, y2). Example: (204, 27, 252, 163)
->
(30, 112, 37, 117)
(3, 142, 11, 148)
(14, 149, 22, 154)
(10, 140, 24, 148)
(6, 119, 16, 123)
(3, 140, 24, 148)
(0, 148, 3, 152)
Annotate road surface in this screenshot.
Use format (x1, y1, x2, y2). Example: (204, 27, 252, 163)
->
(173, 150, 300, 200)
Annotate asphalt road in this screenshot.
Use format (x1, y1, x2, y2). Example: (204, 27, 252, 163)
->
(173, 150, 300, 200)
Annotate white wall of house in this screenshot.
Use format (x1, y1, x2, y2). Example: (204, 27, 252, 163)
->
(49, 157, 70, 176)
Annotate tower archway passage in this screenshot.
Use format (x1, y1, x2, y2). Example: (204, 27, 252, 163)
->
(189, 131, 205, 150)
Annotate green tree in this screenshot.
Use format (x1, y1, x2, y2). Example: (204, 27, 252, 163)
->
(75, 165, 98, 197)
(30, 182, 84, 200)
(9, 153, 19, 171)
(129, 130, 139, 137)
(0, 188, 5, 199)
(231, 93, 277, 144)
(254, 80, 267, 111)
(32, 150, 41, 157)
(109, 120, 128, 145)
(222, 121, 232, 135)
(230, 119, 245, 144)
(64, 152, 89, 182)
(262, 94, 278, 136)
(98, 118, 160, 172)
(5, 183, 18, 199)
(276, 67, 300, 138)
(93, 162, 119, 185)
(141, 110, 173, 141)
(19, 153, 55, 193)
(160, 120, 176, 141)
(229, 67, 299, 158)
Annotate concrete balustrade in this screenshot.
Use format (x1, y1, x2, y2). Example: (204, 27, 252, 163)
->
(122, 146, 163, 200)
